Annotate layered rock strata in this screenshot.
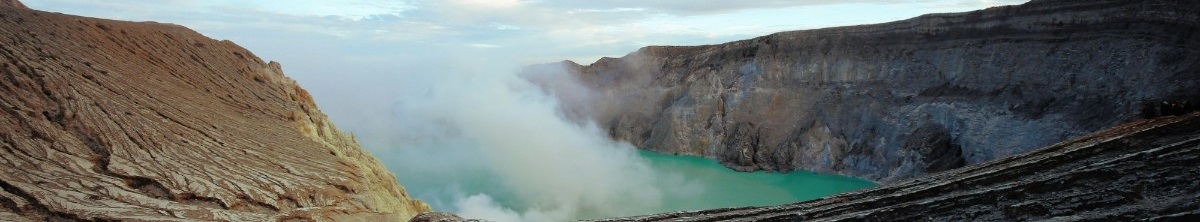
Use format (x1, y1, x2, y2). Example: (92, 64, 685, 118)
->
(593, 113, 1200, 221)
(536, 0, 1200, 182)
(0, 2, 429, 221)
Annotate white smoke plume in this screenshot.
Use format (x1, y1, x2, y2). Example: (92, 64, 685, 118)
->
(349, 52, 698, 221)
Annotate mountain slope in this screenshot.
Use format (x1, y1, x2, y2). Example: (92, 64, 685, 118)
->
(0, 2, 429, 221)
(540, 0, 1200, 182)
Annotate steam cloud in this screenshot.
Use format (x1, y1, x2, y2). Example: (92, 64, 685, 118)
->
(339, 52, 698, 221)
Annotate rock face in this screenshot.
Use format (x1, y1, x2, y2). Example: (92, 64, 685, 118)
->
(409, 212, 485, 222)
(592, 113, 1200, 221)
(0, 2, 429, 221)
(0, 0, 25, 9)
(537, 0, 1200, 182)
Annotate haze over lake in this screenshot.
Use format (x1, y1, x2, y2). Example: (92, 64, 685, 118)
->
(389, 146, 873, 220)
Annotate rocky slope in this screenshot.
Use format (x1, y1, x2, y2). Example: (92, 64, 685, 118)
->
(0, 1, 429, 221)
(534, 0, 1200, 182)
(1, 0, 24, 9)
(592, 112, 1200, 221)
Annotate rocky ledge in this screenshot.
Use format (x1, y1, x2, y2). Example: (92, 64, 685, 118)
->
(0, 1, 429, 221)
(593, 112, 1200, 221)
(530, 0, 1200, 183)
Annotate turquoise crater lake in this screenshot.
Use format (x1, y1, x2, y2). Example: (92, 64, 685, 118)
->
(636, 150, 876, 211)
(392, 148, 875, 219)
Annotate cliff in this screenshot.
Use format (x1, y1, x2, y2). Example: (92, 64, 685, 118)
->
(593, 112, 1200, 221)
(538, 0, 1200, 182)
(0, 2, 429, 221)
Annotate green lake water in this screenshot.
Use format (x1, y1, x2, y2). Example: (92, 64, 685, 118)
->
(392, 149, 874, 219)
(635, 150, 876, 211)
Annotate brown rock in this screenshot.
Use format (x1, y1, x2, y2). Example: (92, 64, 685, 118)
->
(0, 0, 25, 9)
(0, 1, 429, 221)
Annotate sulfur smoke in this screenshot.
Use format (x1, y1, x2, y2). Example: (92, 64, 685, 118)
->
(341, 52, 698, 221)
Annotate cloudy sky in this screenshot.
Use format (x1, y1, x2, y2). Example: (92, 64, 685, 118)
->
(25, 0, 1027, 64)
(22, 0, 1028, 139)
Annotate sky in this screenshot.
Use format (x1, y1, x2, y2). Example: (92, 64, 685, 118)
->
(20, 0, 1030, 153)
(20, 0, 1029, 220)
(24, 0, 1028, 64)
(21, 0, 1027, 141)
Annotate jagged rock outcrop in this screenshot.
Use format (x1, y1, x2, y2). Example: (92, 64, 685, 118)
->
(534, 0, 1200, 182)
(592, 113, 1200, 221)
(0, 1, 429, 221)
(409, 212, 485, 222)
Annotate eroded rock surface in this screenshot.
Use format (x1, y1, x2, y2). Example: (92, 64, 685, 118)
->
(532, 0, 1200, 182)
(409, 212, 486, 222)
(592, 113, 1200, 221)
(0, 0, 24, 9)
(0, 2, 429, 221)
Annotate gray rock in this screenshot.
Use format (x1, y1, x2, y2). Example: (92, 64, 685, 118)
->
(409, 212, 488, 222)
(903, 123, 964, 174)
(527, 0, 1200, 183)
(588, 113, 1200, 221)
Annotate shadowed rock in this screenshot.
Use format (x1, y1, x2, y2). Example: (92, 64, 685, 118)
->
(592, 113, 1200, 221)
(0, 1, 429, 220)
(903, 123, 965, 173)
(532, 0, 1200, 183)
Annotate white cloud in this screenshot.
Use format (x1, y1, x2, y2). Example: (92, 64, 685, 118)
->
(567, 7, 648, 14)
(469, 43, 501, 49)
(248, 0, 414, 20)
(493, 23, 522, 30)
(447, 0, 525, 9)
(937, 0, 1030, 8)
(23, 0, 1030, 64)
(538, 0, 938, 16)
